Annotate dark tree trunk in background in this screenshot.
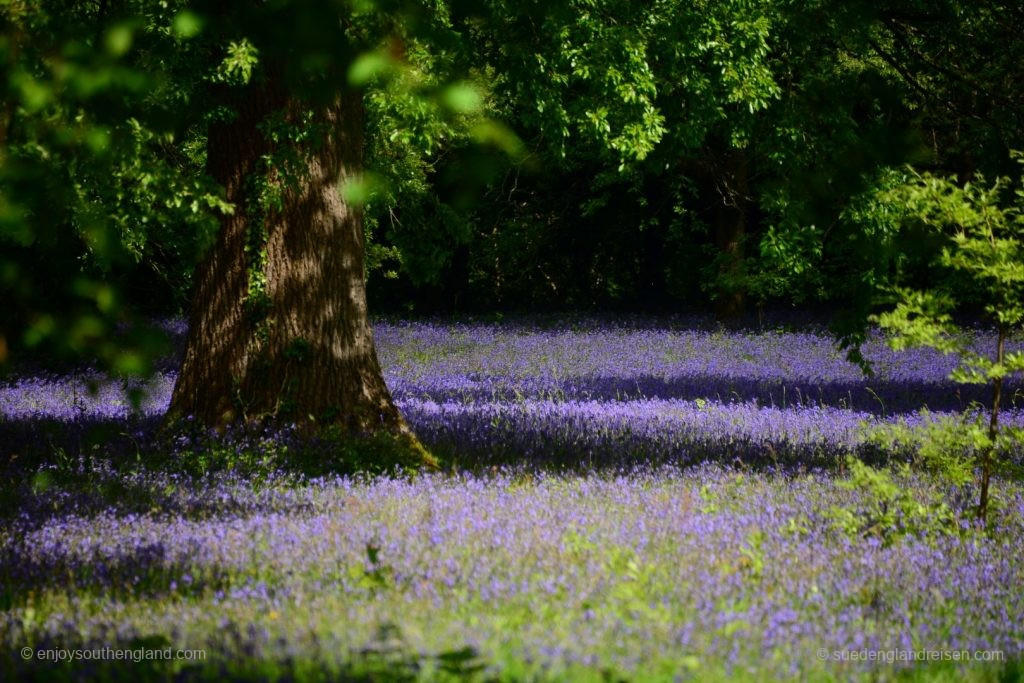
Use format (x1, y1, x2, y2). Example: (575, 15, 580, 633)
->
(168, 78, 410, 438)
(713, 149, 749, 321)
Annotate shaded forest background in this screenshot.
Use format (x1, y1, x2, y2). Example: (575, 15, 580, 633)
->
(353, 1, 1024, 319)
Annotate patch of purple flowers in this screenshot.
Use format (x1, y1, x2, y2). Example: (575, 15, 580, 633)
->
(2, 320, 1020, 467)
(2, 467, 1022, 679)
(0, 318, 1022, 679)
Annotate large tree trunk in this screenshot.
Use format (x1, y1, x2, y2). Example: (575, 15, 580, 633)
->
(168, 78, 409, 439)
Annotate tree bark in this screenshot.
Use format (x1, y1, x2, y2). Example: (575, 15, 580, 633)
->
(168, 77, 410, 439)
(713, 148, 749, 321)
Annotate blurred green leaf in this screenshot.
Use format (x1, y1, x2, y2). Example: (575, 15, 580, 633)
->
(470, 120, 525, 160)
(348, 52, 396, 87)
(172, 11, 203, 39)
(340, 172, 386, 207)
(441, 83, 482, 114)
(104, 24, 134, 57)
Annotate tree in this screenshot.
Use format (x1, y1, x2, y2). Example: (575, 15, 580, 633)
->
(872, 163, 1024, 522)
(0, 0, 484, 454)
(0, 0, 547, 451)
(163, 2, 464, 445)
(165, 45, 400, 435)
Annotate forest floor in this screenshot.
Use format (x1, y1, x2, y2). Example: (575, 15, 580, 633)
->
(1, 317, 1022, 681)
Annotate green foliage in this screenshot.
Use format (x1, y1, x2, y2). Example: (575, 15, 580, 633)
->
(360, 0, 968, 314)
(828, 458, 958, 545)
(360, 0, 797, 309)
(865, 157, 1024, 521)
(0, 0, 228, 369)
(359, 25, 503, 287)
(864, 412, 982, 488)
(216, 39, 260, 86)
(876, 166, 1024, 337)
(871, 162, 1024, 396)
